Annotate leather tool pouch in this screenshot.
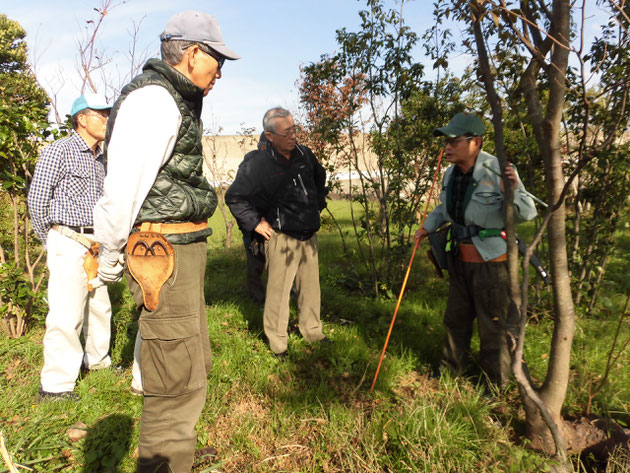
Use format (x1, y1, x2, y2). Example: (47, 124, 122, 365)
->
(248, 232, 266, 263)
(428, 225, 451, 271)
(126, 231, 174, 311)
(83, 242, 100, 291)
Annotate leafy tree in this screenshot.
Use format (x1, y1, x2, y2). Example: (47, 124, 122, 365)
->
(298, 0, 453, 296)
(564, 3, 630, 311)
(435, 0, 630, 466)
(0, 14, 52, 337)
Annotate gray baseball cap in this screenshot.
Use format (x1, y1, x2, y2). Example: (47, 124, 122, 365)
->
(433, 112, 485, 137)
(160, 10, 241, 60)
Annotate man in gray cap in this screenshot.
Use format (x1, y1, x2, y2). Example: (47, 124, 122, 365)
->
(93, 10, 239, 473)
(415, 112, 537, 388)
(28, 92, 112, 401)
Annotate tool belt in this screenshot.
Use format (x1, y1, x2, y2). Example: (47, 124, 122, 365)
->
(450, 222, 503, 241)
(427, 225, 451, 274)
(135, 221, 208, 234)
(248, 232, 266, 263)
(52, 225, 100, 291)
(458, 243, 507, 263)
(125, 221, 206, 311)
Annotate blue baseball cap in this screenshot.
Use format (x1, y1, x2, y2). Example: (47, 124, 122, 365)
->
(70, 92, 111, 116)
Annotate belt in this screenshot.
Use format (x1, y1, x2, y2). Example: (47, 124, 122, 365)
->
(136, 221, 208, 234)
(52, 224, 93, 234)
(51, 225, 94, 249)
(458, 243, 507, 263)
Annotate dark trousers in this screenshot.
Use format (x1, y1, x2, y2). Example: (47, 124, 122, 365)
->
(127, 241, 212, 473)
(245, 248, 266, 303)
(441, 258, 517, 387)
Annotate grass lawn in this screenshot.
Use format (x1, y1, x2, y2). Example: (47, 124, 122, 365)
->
(0, 200, 628, 472)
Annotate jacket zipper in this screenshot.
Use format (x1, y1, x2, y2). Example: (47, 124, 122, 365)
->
(297, 174, 308, 196)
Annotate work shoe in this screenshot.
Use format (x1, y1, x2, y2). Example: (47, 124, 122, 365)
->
(428, 365, 442, 379)
(273, 351, 288, 360)
(196, 446, 218, 457)
(319, 337, 333, 345)
(81, 361, 121, 372)
(37, 387, 79, 402)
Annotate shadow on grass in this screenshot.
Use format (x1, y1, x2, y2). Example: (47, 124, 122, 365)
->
(204, 240, 448, 400)
(107, 279, 141, 369)
(81, 413, 133, 472)
(205, 247, 267, 337)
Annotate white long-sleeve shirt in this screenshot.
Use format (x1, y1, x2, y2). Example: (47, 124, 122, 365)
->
(93, 85, 182, 263)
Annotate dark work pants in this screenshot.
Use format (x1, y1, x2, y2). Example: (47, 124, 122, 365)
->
(441, 258, 517, 387)
(245, 247, 266, 303)
(127, 241, 212, 473)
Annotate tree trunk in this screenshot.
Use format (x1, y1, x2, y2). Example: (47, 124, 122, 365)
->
(11, 193, 20, 267)
(527, 0, 576, 451)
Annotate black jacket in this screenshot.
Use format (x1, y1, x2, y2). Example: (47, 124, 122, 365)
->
(225, 133, 327, 241)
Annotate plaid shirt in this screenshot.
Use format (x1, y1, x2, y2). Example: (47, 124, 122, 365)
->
(27, 131, 106, 245)
(451, 165, 474, 226)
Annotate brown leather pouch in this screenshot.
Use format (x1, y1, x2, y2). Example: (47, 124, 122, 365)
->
(126, 231, 174, 311)
(84, 242, 100, 291)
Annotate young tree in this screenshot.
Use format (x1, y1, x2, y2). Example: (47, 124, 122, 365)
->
(437, 0, 630, 464)
(299, 0, 449, 296)
(202, 124, 240, 250)
(565, 4, 630, 310)
(0, 14, 52, 337)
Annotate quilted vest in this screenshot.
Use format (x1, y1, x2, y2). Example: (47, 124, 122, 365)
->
(104, 58, 217, 244)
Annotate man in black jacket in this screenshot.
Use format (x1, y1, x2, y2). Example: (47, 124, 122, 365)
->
(226, 107, 328, 356)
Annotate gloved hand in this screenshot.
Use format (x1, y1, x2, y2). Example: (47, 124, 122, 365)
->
(89, 277, 105, 289)
(97, 253, 125, 283)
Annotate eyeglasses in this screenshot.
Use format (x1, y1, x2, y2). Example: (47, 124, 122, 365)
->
(269, 125, 300, 138)
(443, 136, 474, 146)
(84, 112, 109, 121)
(189, 43, 226, 69)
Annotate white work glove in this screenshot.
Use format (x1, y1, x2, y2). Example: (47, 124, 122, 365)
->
(88, 277, 105, 290)
(97, 253, 125, 283)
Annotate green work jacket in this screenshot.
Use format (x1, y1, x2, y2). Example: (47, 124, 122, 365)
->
(423, 151, 537, 261)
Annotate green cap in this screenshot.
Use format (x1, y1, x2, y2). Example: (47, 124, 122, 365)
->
(433, 112, 485, 138)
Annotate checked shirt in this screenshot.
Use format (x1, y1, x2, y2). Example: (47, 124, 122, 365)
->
(27, 131, 106, 245)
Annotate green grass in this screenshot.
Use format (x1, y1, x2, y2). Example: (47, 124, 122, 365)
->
(0, 200, 629, 472)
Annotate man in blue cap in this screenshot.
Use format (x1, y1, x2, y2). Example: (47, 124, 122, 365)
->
(416, 112, 537, 388)
(93, 10, 239, 473)
(28, 92, 112, 401)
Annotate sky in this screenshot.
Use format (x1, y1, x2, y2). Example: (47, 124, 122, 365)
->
(3, 0, 441, 134)
(2, 1, 611, 135)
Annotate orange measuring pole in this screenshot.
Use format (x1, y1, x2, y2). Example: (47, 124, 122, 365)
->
(370, 149, 444, 393)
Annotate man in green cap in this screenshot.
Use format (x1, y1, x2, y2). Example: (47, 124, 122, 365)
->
(415, 112, 537, 388)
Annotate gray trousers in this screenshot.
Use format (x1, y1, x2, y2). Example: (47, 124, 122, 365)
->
(127, 241, 212, 473)
(263, 233, 324, 354)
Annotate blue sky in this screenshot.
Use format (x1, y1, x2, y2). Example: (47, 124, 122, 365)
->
(3, 0, 441, 134)
(3, 1, 611, 135)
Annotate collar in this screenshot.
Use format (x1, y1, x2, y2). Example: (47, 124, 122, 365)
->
(71, 131, 103, 159)
(143, 58, 205, 117)
(267, 143, 305, 164)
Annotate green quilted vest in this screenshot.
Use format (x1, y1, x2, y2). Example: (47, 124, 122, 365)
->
(105, 58, 217, 244)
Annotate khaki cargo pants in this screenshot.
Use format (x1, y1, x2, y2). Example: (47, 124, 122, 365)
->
(441, 258, 518, 387)
(127, 241, 212, 473)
